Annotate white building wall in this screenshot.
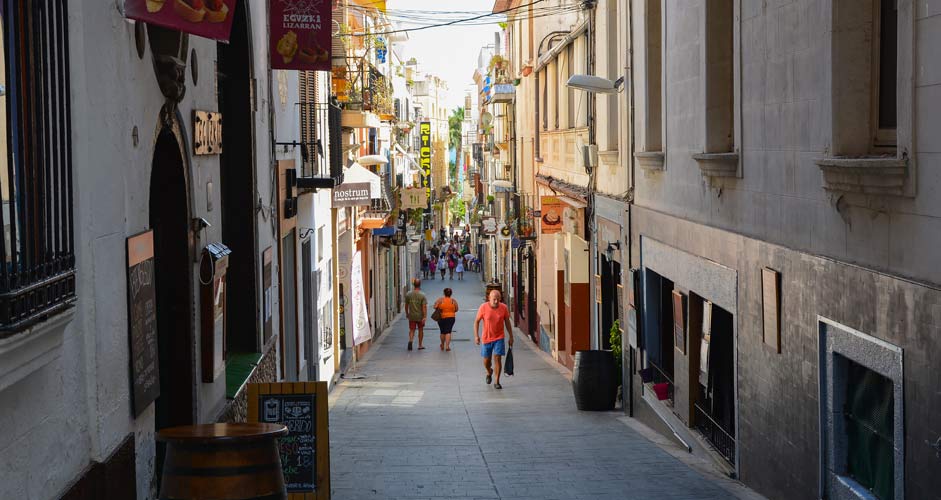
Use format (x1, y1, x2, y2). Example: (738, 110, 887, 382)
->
(0, 2, 279, 498)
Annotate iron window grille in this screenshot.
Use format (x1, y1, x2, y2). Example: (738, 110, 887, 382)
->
(0, 0, 76, 336)
(694, 402, 736, 466)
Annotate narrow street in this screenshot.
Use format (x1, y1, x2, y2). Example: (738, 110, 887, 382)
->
(329, 274, 751, 500)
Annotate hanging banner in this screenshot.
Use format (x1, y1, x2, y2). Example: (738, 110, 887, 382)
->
(124, 0, 237, 42)
(270, 0, 332, 71)
(419, 122, 432, 199)
(350, 251, 371, 345)
(540, 196, 563, 234)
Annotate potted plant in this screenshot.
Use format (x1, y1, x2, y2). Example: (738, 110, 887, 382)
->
(571, 321, 620, 412)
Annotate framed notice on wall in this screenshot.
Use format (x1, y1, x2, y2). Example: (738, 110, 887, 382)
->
(762, 267, 781, 353)
(249, 382, 330, 500)
(126, 230, 160, 417)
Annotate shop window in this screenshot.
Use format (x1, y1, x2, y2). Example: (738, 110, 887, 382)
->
(819, 318, 904, 500)
(844, 358, 894, 499)
(0, 1, 76, 335)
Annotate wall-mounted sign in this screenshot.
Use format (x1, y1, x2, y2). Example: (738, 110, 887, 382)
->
(126, 230, 160, 417)
(270, 0, 332, 71)
(497, 223, 511, 240)
(332, 182, 372, 208)
(481, 216, 498, 236)
(249, 382, 330, 499)
(419, 122, 432, 198)
(401, 187, 428, 209)
(193, 110, 223, 155)
(124, 0, 237, 42)
(762, 267, 781, 353)
(540, 196, 563, 234)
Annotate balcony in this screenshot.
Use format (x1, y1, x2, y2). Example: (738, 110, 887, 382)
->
(292, 101, 345, 191)
(333, 58, 393, 128)
(490, 83, 515, 104)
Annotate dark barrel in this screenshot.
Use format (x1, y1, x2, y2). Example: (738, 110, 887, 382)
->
(157, 423, 288, 500)
(572, 350, 618, 411)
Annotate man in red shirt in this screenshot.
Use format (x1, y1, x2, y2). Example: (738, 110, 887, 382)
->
(474, 289, 514, 389)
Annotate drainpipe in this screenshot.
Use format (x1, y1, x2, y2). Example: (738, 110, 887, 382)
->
(585, 0, 600, 350)
(625, 0, 636, 418)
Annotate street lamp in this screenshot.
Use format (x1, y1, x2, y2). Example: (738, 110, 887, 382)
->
(565, 74, 625, 94)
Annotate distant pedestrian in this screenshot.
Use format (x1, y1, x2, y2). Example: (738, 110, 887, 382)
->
(448, 253, 456, 279)
(428, 256, 436, 280)
(439, 255, 448, 280)
(405, 278, 427, 351)
(421, 256, 429, 279)
(455, 259, 464, 280)
(433, 288, 459, 351)
(474, 290, 514, 389)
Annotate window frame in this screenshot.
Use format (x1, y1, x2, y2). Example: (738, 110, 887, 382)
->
(818, 317, 904, 500)
(870, 0, 897, 152)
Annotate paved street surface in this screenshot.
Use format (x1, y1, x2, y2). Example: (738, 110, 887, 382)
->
(329, 272, 752, 500)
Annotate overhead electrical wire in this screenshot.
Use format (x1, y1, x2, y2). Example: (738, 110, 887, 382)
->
(343, 5, 582, 27)
(337, 0, 583, 36)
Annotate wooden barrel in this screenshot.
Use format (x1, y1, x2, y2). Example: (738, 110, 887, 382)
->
(157, 423, 288, 500)
(572, 350, 618, 411)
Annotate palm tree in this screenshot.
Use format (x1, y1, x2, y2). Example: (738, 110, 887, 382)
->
(448, 107, 465, 191)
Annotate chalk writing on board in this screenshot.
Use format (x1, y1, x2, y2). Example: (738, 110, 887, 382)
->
(127, 231, 160, 417)
(260, 394, 317, 492)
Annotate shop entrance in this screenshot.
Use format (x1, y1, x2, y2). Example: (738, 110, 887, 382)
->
(217, 0, 259, 353)
(150, 127, 195, 476)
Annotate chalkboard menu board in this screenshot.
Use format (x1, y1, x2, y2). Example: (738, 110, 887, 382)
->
(126, 230, 160, 417)
(249, 382, 330, 500)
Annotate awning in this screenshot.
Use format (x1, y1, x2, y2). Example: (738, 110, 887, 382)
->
(360, 217, 387, 229)
(341, 163, 382, 198)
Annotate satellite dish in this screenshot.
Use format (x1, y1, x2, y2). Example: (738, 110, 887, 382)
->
(480, 112, 493, 127)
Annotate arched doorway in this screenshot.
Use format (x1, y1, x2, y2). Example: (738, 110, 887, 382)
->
(217, 0, 260, 353)
(150, 127, 195, 476)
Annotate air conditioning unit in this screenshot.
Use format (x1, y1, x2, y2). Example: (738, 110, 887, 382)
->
(578, 142, 599, 171)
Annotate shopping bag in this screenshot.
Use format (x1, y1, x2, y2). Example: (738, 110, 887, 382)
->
(504, 347, 514, 376)
(431, 307, 442, 322)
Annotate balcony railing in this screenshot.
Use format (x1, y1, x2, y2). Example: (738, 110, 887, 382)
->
(333, 59, 393, 118)
(644, 361, 675, 407)
(694, 402, 736, 466)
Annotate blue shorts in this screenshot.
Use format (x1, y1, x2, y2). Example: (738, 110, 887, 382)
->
(481, 338, 506, 358)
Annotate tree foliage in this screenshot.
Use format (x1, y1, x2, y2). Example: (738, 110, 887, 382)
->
(448, 107, 465, 151)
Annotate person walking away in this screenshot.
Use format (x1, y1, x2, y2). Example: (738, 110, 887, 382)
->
(455, 259, 464, 280)
(448, 253, 456, 280)
(439, 254, 448, 280)
(428, 256, 436, 280)
(474, 290, 514, 389)
(404, 278, 427, 350)
(421, 255, 429, 279)
(433, 288, 459, 351)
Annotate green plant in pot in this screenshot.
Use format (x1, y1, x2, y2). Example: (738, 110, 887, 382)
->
(610, 319, 623, 404)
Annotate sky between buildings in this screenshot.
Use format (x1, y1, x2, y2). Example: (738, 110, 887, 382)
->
(386, 0, 503, 111)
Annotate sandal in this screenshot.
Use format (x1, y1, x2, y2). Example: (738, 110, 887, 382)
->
(408, 341, 413, 351)
(418, 346, 426, 350)
(486, 374, 492, 385)
(494, 383, 503, 390)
